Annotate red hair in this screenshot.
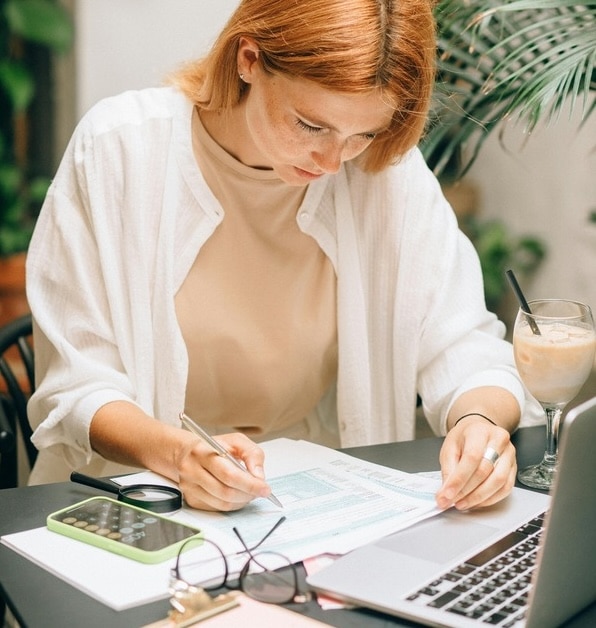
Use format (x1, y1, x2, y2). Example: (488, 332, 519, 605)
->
(171, 0, 436, 172)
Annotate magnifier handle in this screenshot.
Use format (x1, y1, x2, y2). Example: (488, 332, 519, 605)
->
(70, 471, 119, 495)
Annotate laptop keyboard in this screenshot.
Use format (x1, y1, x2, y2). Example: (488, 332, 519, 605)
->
(405, 512, 546, 626)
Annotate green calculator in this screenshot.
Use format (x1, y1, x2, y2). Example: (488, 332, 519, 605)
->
(47, 496, 202, 564)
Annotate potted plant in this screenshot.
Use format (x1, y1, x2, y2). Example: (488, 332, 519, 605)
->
(422, 0, 595, 312)
(423, 0, 596, 180)
(462, 216, 546, 320)
(0, 0, 73, 323)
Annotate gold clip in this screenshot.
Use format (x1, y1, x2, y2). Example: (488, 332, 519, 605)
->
(168, 587, 239, 626)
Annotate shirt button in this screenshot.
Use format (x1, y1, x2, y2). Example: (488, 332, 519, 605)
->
(299, 212, 309, 222)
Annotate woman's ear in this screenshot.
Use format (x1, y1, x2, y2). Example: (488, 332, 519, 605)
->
(237, 36, 260, 83)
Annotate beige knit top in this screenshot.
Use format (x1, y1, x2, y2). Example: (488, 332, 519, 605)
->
(175, 111, 338, 442)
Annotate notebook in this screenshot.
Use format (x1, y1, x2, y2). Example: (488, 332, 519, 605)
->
(307, 396, 596, 627)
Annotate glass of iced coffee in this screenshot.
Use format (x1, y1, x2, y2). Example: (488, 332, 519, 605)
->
(513, 299, 596, 489)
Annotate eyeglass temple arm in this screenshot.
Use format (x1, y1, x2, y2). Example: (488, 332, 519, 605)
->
(232, 515, 287, 553)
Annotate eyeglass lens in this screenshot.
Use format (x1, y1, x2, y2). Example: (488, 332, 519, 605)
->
(240, 551, 297, 603)
(176, 538, 228, 590)
(175, 518, 302, 604)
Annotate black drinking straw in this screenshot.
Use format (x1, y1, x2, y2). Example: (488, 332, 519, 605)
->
(505, 269, 541, 335)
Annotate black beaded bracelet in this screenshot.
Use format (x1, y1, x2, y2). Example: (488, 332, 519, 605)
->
(454, 412, 497, 427)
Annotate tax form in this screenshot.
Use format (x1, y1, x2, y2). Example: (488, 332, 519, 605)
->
(122, 438, 443, 568)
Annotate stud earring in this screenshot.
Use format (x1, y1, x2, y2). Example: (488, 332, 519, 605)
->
(239, 73, 245, 81)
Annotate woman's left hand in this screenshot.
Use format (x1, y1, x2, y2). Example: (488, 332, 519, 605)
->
(435, 417, 517, 511)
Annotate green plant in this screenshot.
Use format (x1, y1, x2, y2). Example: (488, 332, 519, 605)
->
(422, 0, 596, 308)
(462, 216, 546, 313)
(423, 0, 596, 180)
(0, 0, 73, 256)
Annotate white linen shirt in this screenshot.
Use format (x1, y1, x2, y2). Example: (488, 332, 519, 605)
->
(26, 87, 537, 484)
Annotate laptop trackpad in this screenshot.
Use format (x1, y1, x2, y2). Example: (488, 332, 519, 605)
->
(377, 511, 499, 565)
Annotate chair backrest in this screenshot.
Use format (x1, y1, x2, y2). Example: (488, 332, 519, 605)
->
(0, 314, 35, 488)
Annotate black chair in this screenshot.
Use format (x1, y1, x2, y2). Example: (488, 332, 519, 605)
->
(0, 314, 36, 489)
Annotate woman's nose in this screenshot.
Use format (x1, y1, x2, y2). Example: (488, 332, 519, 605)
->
(311, 142, 343, 174)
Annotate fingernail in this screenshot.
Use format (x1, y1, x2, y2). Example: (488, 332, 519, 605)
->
(253, 465, 265, 479)
(437, 497, 450, 509)
(442, 489, 455, 502)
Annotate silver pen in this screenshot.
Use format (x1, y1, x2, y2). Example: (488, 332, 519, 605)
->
(179, 412, 283, 508)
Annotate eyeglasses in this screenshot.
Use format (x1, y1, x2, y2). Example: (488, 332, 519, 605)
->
(169, 516, 309, 606)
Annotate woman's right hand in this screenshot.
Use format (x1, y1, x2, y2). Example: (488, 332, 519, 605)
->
(90, 402, 274, 512)
(175, 431, 274, 511)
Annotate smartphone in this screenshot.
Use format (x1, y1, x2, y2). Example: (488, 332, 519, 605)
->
(47, 496, 202, 564)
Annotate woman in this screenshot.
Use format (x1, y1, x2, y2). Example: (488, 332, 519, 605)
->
(26, 0, 537, 511)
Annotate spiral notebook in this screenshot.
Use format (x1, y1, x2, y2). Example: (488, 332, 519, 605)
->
(308, 397, 596, 628)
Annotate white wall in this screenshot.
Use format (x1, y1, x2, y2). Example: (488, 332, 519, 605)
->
(466, 104, 596, 313)
(72, 0, 596, 313)
(74, 0, 240, 117)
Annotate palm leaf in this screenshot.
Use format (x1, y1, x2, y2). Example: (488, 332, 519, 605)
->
(422, 0, 596, 180)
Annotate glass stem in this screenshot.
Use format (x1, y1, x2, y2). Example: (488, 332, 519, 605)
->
(542, 406, 563, 468)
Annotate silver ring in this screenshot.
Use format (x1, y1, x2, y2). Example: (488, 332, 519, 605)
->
(482, 447, 500, 466)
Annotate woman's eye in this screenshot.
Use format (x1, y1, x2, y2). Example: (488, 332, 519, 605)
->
(295, 119, 377, 142)
(296, 119, 324, 134)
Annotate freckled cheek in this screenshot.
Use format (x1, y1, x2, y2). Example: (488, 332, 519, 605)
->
(248, 102, 288, 157)
(344, 140, 373, 161)
(275, 130, 313, 161)
(314, 135, 370, 163)
(254, 115, 295, 157)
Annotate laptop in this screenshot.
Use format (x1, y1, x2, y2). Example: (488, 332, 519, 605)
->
(307, 396, 596, 627)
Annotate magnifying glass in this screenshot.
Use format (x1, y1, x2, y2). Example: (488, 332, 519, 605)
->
(70, 471, 183, 513)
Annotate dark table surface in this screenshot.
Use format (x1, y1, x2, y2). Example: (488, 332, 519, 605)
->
(1, 426, 595, 627)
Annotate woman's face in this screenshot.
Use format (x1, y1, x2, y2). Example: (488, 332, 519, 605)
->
(237, 41, 395, 186)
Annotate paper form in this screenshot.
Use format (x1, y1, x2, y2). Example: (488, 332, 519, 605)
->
(118, 439, 443, 573)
